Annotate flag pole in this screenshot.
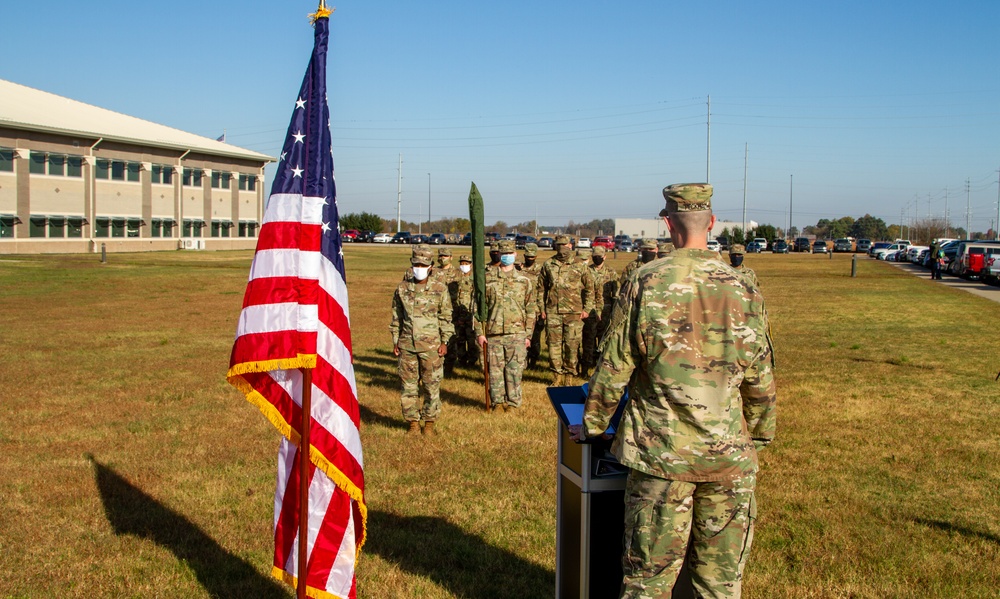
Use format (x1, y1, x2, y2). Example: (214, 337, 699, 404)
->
(298, 367, 313, 599)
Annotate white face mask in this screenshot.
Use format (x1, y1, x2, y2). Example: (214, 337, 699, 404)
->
(459, 264, 471, 274)
(412, 266, 430, 281)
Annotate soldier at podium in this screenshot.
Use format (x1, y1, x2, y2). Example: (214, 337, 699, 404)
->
(571, 183, 777, 598)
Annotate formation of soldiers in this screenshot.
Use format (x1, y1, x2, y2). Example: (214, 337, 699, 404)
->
(388, 232, 762, 435)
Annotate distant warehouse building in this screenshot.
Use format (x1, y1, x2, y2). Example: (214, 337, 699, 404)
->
(614, 218, 758, 240)
(0, 79, 274, 254)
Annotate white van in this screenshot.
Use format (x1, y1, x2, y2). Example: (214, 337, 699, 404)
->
(753, 237, 768, 251)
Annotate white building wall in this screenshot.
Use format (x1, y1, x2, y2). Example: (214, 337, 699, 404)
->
(0, 172, 15, 212)
(29, 175, 86, 214)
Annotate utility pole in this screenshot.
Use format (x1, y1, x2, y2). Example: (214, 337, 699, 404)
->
(741, 143, 748, 240)
(996, 167, 1000, 240)
(396, 153, 402, 233)
(900, 205, 905, 241)
(706, 95, 711, 183)
(945, 187, 950, 238)
(966, 178, 971, 239)
(789, 174, 793, 240)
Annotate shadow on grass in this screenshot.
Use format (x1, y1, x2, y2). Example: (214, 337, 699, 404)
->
(366, 510, 554, 598)
(359, 403, 407, 431)
(915, 518, 1000, 545)
(89, 456, 290, 599)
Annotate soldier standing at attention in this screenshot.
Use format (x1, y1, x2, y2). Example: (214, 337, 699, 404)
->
(618, 238, 659, 288)
(572, 183, 776, 597)
(389, 245, 454, 436)
(475, 240, 536, 412)
(539, 234, 593, 386)
(487, 239, 501, 271)
(435, 248, 462, 375)
(657, 240, 674, 258)
(582, 245, 618, 377)
(518, 242, 546, 370)
(728, 244, 760, 288)
(453, 254, 480, 367)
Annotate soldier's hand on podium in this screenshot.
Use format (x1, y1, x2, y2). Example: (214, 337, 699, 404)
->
(568, 424, 586, 442)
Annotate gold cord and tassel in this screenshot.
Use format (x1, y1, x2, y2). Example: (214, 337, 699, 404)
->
(309, 0, 334, 23)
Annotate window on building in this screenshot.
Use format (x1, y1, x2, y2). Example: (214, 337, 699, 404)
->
(127, 162, 140, 182)
(111, 218, 126, 238)
(211, 171, 231, 189)
(48, 216, 65, 238)
(66, 156, 82, 177)
(0, 149, 13, 172)
(150, 218, 161, 238)
(29, 215, 47, 237)
(151, 165, 174, 185)
(211, 220, 222, 237)
(183, 219, 204, 237)
(95, 217, 110, 237)
(151, 165, 162, 184)
(127, 218, 142, 237)
(48, 155, 65, 176)
(95, 159, 110, 180)
(0, 216, 17, 238)
(111, 161, 125, 181)
(30, 152, 46, 174)
(162, 219, 174, 236)
(183, 168, 203, 187)
(67, 217, 85, 238)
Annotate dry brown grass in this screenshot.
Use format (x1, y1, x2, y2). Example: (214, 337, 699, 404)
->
(1, 248, 998, 598)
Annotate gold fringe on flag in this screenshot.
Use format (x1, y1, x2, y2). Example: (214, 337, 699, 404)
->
(309, 1, 334, 23)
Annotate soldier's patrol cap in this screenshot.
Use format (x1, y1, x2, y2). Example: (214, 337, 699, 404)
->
(640, 238, 657, 251)
(490, 240, 500, 251)
(554, 234, 571, 246)
(498, 239, 516, 253)
(411, 244, 434, 266)
(438, 248, 452, 257)
(660, 183, 713, 216)
(592, 246, 606, 257)
(577, 247, 592, 257)
(657, 241, 674, 255)
(524, 242, 538, 257)
(458, 254, 472, 263)
(729, 244, 746, 255)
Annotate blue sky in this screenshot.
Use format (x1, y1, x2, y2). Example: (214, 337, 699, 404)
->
(4, 1, 999, 233)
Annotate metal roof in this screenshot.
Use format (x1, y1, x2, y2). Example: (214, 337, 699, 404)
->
(0, 79, 273, 163)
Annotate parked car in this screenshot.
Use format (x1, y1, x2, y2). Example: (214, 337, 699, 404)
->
(617, 239, 634, 252)
(373, 232, 392, 243)
(390, 231, 412, 244)
(771, 240, 789, 254)
(812, 240, 829, 254)
(537, 236, 554, 248)
(715, 236, 729, 251)
(951, 240, 1000, 278)
(515, 234, 537, 249)
(592, 236, 615, 250)
(357, 230, 376, 243)
(410, 234, 429, 245)
(856, 239, 873, 253)
(753, 237, 768, 251)
(460, 232, 472, 245)
(576, 237, 592, 248)
(614, 234, 633, 250)
(794, 237, 812, 253)
(905, 245, 929, 263)
(745, 241, 762, 253)
(706, 239, 721, 252)
(869, 241, 892, 257)
(484, 232, 500, 246)
(833, 238, 854, 252)
(342, 229, 359, 242)
(429, 233, 447, 245)
(873, 242, 908, 260)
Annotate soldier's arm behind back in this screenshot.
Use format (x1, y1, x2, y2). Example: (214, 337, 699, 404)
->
(583, 278, 639, 436)
(740, 296, 777, 451)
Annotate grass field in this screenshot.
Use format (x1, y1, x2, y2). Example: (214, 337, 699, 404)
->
(1, 246, 999, 598)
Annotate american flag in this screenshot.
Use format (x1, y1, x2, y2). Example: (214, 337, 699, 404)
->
(226, 11, 365, 599)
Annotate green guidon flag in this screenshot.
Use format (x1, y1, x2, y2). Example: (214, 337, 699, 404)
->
(468, 182, 486, 322)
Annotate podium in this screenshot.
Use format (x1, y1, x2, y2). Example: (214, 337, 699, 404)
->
(551, 386, 693, 599)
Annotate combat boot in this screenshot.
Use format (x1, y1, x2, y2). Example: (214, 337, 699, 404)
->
(407, 421, 420, 434)
(422, 421, 436, 436)
(553, 374, 563, 387)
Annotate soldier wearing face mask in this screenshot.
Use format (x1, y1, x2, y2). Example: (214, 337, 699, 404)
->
(728, 244, 760, 288)
(452, 255, 480, 368)
(582, 245, 619, 376)
(389, 244, 454, 436)
(539, 235, 594, 386)
(488, 240, 501, 271)
(518, 243, 545, 370)
(435, 248, 461, 375)
(618, 238, 659, 289)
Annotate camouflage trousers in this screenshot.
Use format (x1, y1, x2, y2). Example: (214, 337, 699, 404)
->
(546, 312, 583, 376)
(580, 312, 600, 375)
(622, 469, 756, 599)
(397, 348, 443, 422)
(449, 316, 479, 369)
(527, 318, 545, 369)
(485, 333, 527, 408)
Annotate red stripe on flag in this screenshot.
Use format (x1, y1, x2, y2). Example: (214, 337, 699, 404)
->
(305, 486, 351, 590)
(242, 277, 320, 309)
(256, 221, 323, 251)
(274, 452, 312, 572)
(317, 283, 354, 356)
(315, 356, 361, 429)
(230, 331, 318, 369)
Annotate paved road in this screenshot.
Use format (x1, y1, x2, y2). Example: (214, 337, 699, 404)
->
(890, 261, 1000, 303)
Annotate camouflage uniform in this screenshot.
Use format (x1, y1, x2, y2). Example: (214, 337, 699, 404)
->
(728, 244, 760, 289)
(390, 246, 455, 426)
(517, 243, 546, 369)
(539, 235, 593, 384)
(435, 248, 463, 373)
(475, 239, 537, 410)
(584, 183, 776, 598)
(452, 255, 480, 367)
(657, 240, 674, 258)
(618, 238, 658, 289)
(581, 246, 618, 376)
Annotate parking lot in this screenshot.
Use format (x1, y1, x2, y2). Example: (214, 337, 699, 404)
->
(891, 260, 1000, 304)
